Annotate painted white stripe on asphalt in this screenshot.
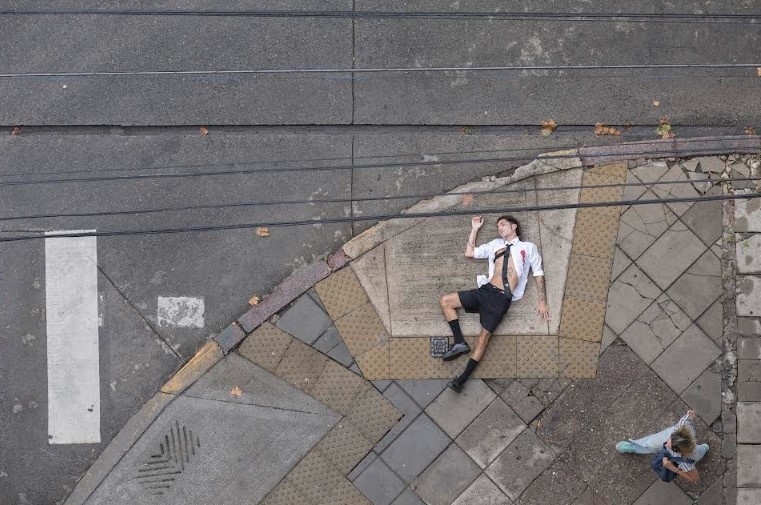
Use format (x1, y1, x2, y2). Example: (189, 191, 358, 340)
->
(45, 230, 100, 444)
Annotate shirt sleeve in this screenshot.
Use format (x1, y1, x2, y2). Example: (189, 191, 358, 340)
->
(473, 239, 495, 260)
(529, 244, 544, 276)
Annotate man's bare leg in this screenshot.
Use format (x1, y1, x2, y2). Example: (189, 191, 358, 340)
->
(440, 292, 470, 360)
(472, 328, 491, 361)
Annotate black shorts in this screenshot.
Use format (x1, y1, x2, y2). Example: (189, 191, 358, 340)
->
(458, 284, 511, 333)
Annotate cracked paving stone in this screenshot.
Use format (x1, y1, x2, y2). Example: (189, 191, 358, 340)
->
(605, 263, 662, 334)
(667, 249, 722, 320)
(637, 220, 708, 291)
(620, 293, 691, 364)
(616, 190, 678, 260)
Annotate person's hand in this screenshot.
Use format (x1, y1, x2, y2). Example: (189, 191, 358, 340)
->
(537, 301, 551, 321)
(687, 410, 696, 420)
(471, 216, 484, 230)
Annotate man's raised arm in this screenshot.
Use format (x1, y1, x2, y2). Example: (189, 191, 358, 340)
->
(465, 216, 484, 258)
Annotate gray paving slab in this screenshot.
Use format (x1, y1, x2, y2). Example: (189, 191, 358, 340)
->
(737, 275, 761, 317)
(680, 368, 722, 425)
(455, 398, 525, 469)
(605, 263, 662, 334)
(738, 489, 761, 505)
(737, 234, 761, 274)
(536, 344, 650, 449)
(380, 414, 451, 484)
(348, 451, 379, 482)
(452, 474, 512, 505)
(570, 488, 608, 505)
(600, 325, 618, 354)
(0, 2, 353, 125)
(650, 164, 699, 217)
(738, 337, 761, 360)
(373, 380, 393, 392)
(695, 478, 723, 505)
(620, 294, 691, 365)
(680, 191, 723, 249)
(500, 381, 545, 424)
(374, 383, 422, 452)
(637, 220, 708, 290)
(735, 197, 761, 232)
(632, 479, 692, 505)
(517, 461, 587, 505)
(651, 324, 721, 394)
(611, 247, 632, 282)
(740, 382, 761, 400)
(391, 489, 426, 505)
(616, 190, 678, 260)
(697, 300, 724, 344)
(275, 295, 332, 345)
(737, 445, 761, 487)
(739, 317, 761, 336)
(185, 354, 331, 414)
(396, 379, 449, 409)
(737, 402, 761, 444)
(412, 443, 481, 505)
(313, 325, 342, 354)
(425, 379, 496, 438)
(328, 340, 355, 367)
(84, 393, 339, 505)
(485, 429, 556, 501)
(353, 457, 407, 505)
(666, 249, 722, 319)
(352, 4, 761, 125)
(739, 360, 761, 383)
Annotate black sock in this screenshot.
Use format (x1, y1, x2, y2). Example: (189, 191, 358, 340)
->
(448, 319, 465, 345)
(455, 358, 479, 385)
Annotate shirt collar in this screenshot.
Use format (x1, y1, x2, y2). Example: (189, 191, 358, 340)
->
(506, 237, 520, 246)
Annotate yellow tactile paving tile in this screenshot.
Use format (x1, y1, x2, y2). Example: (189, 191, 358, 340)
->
(579, 171, 626, 204)
(345, 385, 402, 444)
(389, 337, 466, 379)
(314, 266, 370, 321)
(286, 451, 345, 505)
(586, 162, 628, 178)
(261, 480, 310, 505)
(236, 322, 293, 373)
(334, 302, 389, 359)
(315, 420, 374, 475)
(572, 206, 620, 260)
(273, 339, 328, 394)
(471, 335, 517, 378)
(558, 295, 606, 343)
(310, 360, 368, 416)
(559, 338, 600, 378)
(517, 335, 559, 378)
(564, 253, 613, 302)
(357, 341, 390, 380)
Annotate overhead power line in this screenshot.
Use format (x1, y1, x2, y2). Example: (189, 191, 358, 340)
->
(0, 63, 759, 79)
(1, 176, 759, 223)
(1, 135, 756, 181)
(1, 191, 758, 243)
(1, 144, 758, 188)
(2, 9, 761, 25)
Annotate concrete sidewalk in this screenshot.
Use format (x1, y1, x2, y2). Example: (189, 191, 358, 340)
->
(64, 146, 760, 505)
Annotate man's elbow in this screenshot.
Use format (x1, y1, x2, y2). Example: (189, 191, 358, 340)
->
(465, 252, 474, 258)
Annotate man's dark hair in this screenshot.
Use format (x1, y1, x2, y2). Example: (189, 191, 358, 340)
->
(497, 215, 521, 237)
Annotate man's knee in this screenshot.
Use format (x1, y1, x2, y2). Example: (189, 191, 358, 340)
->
(440, 293, 457, 309)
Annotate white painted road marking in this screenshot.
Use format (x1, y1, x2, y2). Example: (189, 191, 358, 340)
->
(157, 296, 205, 328)
(45, 230, 100, 444)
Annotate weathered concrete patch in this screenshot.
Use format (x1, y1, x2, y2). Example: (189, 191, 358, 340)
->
(157, 296, 205, 328)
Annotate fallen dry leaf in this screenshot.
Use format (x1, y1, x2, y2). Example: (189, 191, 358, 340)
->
(230, 386, 243, 397)
(594, 123, 621, 137)
(11, 126, 20, 136)
(757, 67, 761, 77)
(745, 127, 757, 135)
(540, 119, 557, 136)
(655, 118, 675, 139)
(255, 227, 270, 237)
(248, 295, 260, 306)
(199, 126, 209, 136)
(461, 194, 474, 206)
(652, 100, 660, 107)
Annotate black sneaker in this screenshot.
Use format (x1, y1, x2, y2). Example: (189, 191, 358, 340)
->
(441, 342, 470, 361)
(447, 380, 463, 393)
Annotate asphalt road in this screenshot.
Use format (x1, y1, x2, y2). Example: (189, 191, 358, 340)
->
(1, 1, 760, 504)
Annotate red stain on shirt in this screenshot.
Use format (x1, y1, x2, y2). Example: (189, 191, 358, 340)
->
(520, 249, 526, 265)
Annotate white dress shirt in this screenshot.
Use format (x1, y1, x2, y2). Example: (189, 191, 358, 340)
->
(472, 237, 544, 301)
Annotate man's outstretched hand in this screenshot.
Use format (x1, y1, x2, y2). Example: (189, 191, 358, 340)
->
(536, 301, 551, 321)
(471, 216, 484, 230)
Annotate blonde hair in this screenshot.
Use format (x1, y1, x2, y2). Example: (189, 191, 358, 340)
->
(670, 426, 696, 455)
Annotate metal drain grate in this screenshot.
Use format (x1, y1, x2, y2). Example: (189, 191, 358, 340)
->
(430, 337, 450, 358)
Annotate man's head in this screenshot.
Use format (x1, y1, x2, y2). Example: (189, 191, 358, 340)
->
(496, 215, 520, 240)
(666, 426, 696, 455)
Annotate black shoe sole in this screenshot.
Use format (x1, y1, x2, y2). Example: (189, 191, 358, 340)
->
(441, 348, 470, 362)
(447, 380, 463, 393)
